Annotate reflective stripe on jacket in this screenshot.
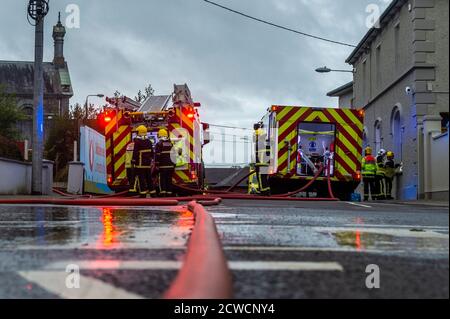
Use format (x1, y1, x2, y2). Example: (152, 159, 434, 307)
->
(155, 138, 175, 170)
(385, 159, 396, 179)
(132, 137, 154, 169)
(362, 155, 377, 176)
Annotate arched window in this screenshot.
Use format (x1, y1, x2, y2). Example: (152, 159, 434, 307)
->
(20, 104, 34, 117)
(374, 119, 382, 154)
(362, 126, 369, 152)
(391, 105, 402, 160)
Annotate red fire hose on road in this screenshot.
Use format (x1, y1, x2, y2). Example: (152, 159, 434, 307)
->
(173, 161, 338, 201)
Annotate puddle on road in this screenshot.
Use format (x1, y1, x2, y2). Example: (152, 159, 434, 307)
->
(330, 229, 449, 253)
(0, 205, 194, 250)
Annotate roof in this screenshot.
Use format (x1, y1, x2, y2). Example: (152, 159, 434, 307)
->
(0, 60, 73, 97)
(327, 81, 353, 97)
(346, 0, 406, 64)
(139, 95, 171, 112)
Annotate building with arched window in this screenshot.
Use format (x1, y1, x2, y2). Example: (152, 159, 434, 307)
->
(328, 0, 449, 200)
(0, 15, 73, 143)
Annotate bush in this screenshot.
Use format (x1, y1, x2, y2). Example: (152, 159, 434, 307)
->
(0, 135, 23, 161)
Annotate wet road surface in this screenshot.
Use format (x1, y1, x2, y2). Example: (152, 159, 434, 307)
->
(0, 205, 193, 299)
(0, 200, 448, 298)
(211, 200, 449, 298)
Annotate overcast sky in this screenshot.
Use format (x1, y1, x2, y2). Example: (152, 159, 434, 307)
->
(1, 0, 392, 164)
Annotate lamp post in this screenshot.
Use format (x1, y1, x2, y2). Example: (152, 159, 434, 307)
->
(28, 0, 49, 195)
(315, 66, 354, 73)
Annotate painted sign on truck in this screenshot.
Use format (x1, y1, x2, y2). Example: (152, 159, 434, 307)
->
(80, 126, 113, 194)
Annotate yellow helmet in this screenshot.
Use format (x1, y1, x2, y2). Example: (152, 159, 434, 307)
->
(158, 128, 169, 138)
(365, 147, 372, 155)
(255, 128, 265, 136)
(387, 151, 394, 158)
(137, 125, 147, 136)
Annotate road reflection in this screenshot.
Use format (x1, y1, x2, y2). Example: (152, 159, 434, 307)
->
(97, 208, 121, 249)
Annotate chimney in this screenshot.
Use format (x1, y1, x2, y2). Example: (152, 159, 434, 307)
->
(52, 12, 66, 68)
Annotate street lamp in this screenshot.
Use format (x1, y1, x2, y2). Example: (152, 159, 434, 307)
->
(84, 94, 105, 120)
(315, 66, 354, 73)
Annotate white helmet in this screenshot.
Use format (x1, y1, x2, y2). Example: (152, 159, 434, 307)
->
(378, 149, 387, 156)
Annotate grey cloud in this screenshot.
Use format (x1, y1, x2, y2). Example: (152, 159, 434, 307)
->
(1, 0, 392, 128)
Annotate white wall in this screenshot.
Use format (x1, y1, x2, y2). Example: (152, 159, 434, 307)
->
(0, 158, 53, 195)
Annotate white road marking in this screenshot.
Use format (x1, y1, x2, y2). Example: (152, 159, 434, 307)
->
(228, 261, 343, 272)
(345, 202, 372, 208)
(46, 260, 183, 270)
(44, 260, 343, 272)
(345, 224, 449, 230)
(316, 227, 449, 239)
(18, 271, 143, 299)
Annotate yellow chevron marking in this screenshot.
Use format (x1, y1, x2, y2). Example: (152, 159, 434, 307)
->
(114, 153, 126, 175)
(336, 147, 357, 172)
(304, 111, 329, 122)
(327, 109, 361, 146)
(276, 106, 294, 122)
(337, 131, 360, 160)
(175, 170, 190, 182)
(113, 127, 130, 155)
(278, 108, 308, 139)
(342, 110, 363, 131)
(105, 111, 122, 137)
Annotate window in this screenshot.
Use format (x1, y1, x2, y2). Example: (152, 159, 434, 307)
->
(297, 122, 336, 177)
(441, 112, 449, 133)
(363, 127, 369, 152)
(391, 106, 402, 160)
(374, 120, 382, 154)
(376, 45, 382, 90)
(20, 104, 33, 117)
(362, 61, 367, 103)
(394, 23, 400, 71)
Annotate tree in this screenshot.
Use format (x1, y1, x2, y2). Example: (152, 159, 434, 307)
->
(134, 84, 155, 103)
(44, 112, 77, 182)
(0, 85, 25, 139)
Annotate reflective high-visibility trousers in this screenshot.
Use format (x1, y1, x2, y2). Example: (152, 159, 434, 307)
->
(255, 165, 270, 195)
(159, 168, 174, 196)
(385, 177, 393, 199)
(375, 174, 386, 200)
(134, 168, 153, 195)
(363, 176, 376, 201)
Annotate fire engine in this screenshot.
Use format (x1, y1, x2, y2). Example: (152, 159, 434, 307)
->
(251, 105, 365, 200)
(98, 84, 209, 192)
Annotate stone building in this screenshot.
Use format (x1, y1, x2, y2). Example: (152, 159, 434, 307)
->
(0, 15, 73, 142)
(331, 0, 448, 200)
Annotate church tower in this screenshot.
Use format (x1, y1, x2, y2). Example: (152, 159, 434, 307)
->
(52, 12, 66, 68)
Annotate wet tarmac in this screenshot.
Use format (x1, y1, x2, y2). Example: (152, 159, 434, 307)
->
(0, 200, 448, 298)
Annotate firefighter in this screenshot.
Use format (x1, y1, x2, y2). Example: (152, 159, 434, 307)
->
(362, 147, 377, 201)
(384, 151, 397, 200)
(255, 128, 271, 196)
(375, 149, 387, 200)
(131, 125, 155, 197)
(126, 139, 136, 192)
(155, 128, 175, 197)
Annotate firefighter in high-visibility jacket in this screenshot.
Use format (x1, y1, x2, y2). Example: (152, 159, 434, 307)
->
(131, 125, 155, 197)
(155, 129, 175, 197)
(384, 151, 397, 200)
(255, 128, 271, 196)
(375, 149, 387, 200)
(361, 147, 377, 201)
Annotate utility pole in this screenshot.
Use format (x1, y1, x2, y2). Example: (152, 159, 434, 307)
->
(28, 0, 49, 195)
